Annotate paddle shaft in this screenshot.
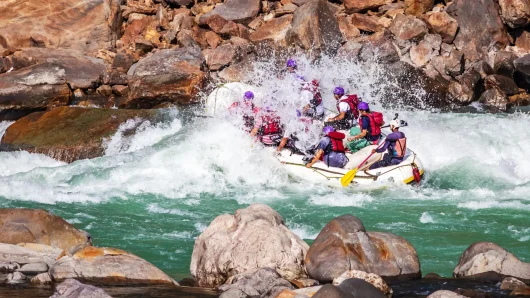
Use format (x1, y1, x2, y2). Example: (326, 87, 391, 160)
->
(356, 141, 386, 169)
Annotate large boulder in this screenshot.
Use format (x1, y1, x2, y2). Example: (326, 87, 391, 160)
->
(448, 70, 483, 105)
(0, 107, 168, 163)
(494, 50, 517, 77)
(50, 279, 112, 298)
(203, 44, 238, 71)
(0, 63, 71, 120)
(0, 209, 90, 251)
(285, 0, 342, 55)
(219, 268, 293, 298)
(0, 0, 118, 53)
(0, 243, 62, 266)
(190, 204, 309, 288)
(484, 74, 520, 96)
(127, 47, 206, 108)
(453, 242, 530, 279)
(344, 0, 393, 14)
(50, 246, 177, 284)
(514, 54, 530, 90)
(305, 215, 420, 283)
(199, 0, 261, 25)
(446, 0, 510, 61)
(499, 0, 530, 28)
(250, 15, 293, 47)
(5, 48, 106, 90)
(479, 87, 509, 110)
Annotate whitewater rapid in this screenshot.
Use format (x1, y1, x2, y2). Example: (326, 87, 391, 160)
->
(0, 56, 529, 277)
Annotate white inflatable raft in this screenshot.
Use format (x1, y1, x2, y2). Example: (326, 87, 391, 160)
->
(207, 82, 425, 187)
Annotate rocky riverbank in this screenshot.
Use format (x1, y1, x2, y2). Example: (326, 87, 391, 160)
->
(2, 205, 530, 297)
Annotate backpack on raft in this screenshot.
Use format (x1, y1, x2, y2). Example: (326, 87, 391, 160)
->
(324, 131, 346, 154)
(359, 111, 384, 137)
(336, 95, 360, 120)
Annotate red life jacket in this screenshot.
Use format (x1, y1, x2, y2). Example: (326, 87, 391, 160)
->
(325, 131, 346, 154)
(303, 80, 323, 107)
(393, 137, 407, 158)
(230, 101, 257, 130)
(359, 111, 384, 137)
(336, 95, 360, 120)
(259, 113, 282, 135)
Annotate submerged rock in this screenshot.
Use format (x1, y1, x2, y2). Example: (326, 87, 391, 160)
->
(190, 204, 309, 288)
(332, 270, 392, 297)
(0, 107, 169, 163)
(0, 208, 90, 251)
(305, 215, 421, 283)
(219, 268, 293, 298)
(50, 279, 112, 298)
(50, 246, 177, 285)
(454, 242, 530, 280)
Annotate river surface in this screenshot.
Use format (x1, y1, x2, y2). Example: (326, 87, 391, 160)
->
(0, 57, 529, 281)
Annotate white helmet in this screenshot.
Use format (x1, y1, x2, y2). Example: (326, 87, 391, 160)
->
(390, 120, 400, 128)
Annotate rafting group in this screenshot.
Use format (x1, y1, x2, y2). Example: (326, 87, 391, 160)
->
(211, 59, 424, 187)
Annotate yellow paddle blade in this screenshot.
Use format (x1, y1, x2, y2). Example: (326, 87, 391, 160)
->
(340, 167, 358, 187)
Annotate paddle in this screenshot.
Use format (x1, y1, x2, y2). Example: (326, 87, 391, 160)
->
(340, 141, 385, 187)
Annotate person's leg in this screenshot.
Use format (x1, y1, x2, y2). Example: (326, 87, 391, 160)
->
(369, 154, 393, 170)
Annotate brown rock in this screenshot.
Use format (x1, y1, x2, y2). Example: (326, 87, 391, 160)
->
(0, 209, 90, 251)
(205, 31, 222, 48)
(127, 47, 206, 108)
(509, 92, 530, 106)
(305, 215, 420, 283)
(50, 246, 177, 285)
(220, 21, 241, 37)
(332, 270, 393, 297)
(0, 0, 117, 53)
(200, 0, 261, 25)
(250, 15, 293, 46)
(471, 60, 495, 79)
(285, 0, 342, 55)
(218, 56, 254, 82)
(339, 16, 361, 41)
(515, 29, 530, 51)
(478, 88, 509, 110)
(190, 204, 309, 288)
(454, 242, 530, 279)
(485, 74, 521, 96)
(500, 277, 528, 291)
(135, 39, 154, 53)
(351, 14, 383, 33)
(494, 50, 517, 77)
(112, 85, 129, 97)
(170, 13, 195, 32)
(410, 40, 436, 67)
(424, 12, 458, 43)
(203, 44, 238, 71)
(0, 107, 167, 163)
(344, 0, 393, 14)
(112, 53, 136, 73)
(427, 290, 467, 298)
(448, 70, 483, 104)
(499, 0, 530, 28)
(121, 17, 156, 49)
(404, 0, 434, 16)
(248, 16, 265, 30)
(447, 0, 510, 61)
(514, 54, 530, 90)
(0, 63, 71, 120)
(389, 14, 428, 41)
(102, 69, 129, 86)
(96, 85, 113, 97)
(202, 14, 230, 33)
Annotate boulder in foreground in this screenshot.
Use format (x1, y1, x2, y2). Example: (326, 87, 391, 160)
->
(0, 107, 170, 163)
(0, 208, 90, 251)
(50, 279, 112, 298)
(190, 204, 309, 287)
(305, 214, 421, 283)
(453, 242, 530, 280)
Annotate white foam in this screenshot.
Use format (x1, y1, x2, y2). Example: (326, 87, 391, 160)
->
(288, 222, 319, 240)
(194, 222, 207, 233)
(162, 231, 193, 239)
(146, 203, 196, 217)
(309, 191, 373, 207)
(419, 212, 435, 223)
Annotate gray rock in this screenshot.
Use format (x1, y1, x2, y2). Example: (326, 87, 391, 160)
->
(31, 272, 52, 284)
(427, 290, 467, 298)
(336, 278, 387, 298)
(471, 60, 494, 79)
(219, 268, 293, 298)
(312, 284, 354, 298)
(0, 243, 62, 267)
(200, 0, 260, 25)
(203, 44, 238, 71)
(191, 204, 309, 288)
(285, 0, 342, 55)
(454, 242, 530, 279)
(500, 277, 528, 291)
(333, 270, 392, 297)
(16, 262, 49, 274)
(6, 271, 26, 284)
(50, 279, 112, 298)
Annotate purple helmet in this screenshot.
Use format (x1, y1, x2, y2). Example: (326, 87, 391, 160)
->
(358, 102, 369, 111)
(333, 86, 345, 96)
(286, 59, 297, 69)
(323, 126, 335, 135)
(243, 91, 254, 101)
